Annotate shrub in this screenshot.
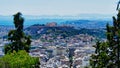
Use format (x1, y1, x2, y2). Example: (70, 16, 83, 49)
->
(0, 50, 40, 68)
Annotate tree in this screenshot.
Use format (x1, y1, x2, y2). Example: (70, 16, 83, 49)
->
(2, 12, 40, 68)
(90, 41, 111, 68)
(90, 10, 120, 68)
(5, 12, 31, 54)
(68, 48, 74, 68)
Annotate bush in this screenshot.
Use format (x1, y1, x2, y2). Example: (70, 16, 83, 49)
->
(0, 50, 40, 68)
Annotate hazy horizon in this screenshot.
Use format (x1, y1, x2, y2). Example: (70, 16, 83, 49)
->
(0, 0, 117, 16)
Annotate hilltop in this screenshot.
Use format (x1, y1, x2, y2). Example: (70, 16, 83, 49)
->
(24, 23, 106, 39)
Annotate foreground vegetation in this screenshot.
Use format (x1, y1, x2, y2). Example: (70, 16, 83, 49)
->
(0, 12, 40, 68)
(0, 50, 40, 68)
(5, 12, 31, 54)
(90, 9, 120, 67)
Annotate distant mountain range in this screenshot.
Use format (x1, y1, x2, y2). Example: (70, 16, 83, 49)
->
(62, 19, 112, 29)
(0, 14, 113, 19)
(0, 14, 113, 29)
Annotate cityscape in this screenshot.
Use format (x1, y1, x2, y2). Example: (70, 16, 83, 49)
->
(0, 0, 119, 68)
(0, 22, 97, 68)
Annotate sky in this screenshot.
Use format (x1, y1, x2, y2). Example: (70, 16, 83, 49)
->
(0, 0, 118, 16)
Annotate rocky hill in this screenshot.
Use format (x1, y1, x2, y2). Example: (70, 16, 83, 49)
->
(24, 24, 106, 39)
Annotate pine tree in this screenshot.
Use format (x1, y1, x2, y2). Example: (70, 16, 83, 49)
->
(90, 41, 110, 68)
(90, 10, 120, 68)
(4, 12, 31, 54)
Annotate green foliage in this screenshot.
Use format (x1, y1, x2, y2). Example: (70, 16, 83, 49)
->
(90, 42, 110, 68)
(90, 10, 120, 68)
(1, 12, 40, 68)
(0, 50, 40, 68)
(5, 12, 31, 54)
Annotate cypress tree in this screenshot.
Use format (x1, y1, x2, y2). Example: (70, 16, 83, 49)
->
(4, 12, 31, 54)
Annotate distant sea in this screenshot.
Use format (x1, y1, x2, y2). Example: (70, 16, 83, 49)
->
(0, 15, 112, 29)
(0, 15, 112, 26)
(0, 19, 68, 27)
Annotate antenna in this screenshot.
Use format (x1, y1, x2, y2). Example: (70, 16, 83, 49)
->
(116, 0, 120, 10)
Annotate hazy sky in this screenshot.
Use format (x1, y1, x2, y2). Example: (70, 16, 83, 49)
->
(0, 0, 117, 15)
